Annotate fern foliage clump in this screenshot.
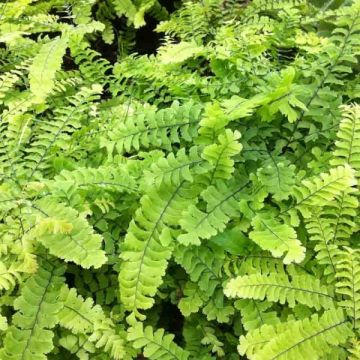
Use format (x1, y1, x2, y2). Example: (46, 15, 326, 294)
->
(0, 0, 360, 359)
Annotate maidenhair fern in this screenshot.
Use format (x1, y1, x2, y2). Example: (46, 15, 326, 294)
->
(0, 0, 360, 359)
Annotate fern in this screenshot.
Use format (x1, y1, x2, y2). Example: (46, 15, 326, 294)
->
(331, 104, 360, 174)
(69, 38, 112, 86)
(201, 129, 242, 182)
(158, 41, 205, 64)
(142, 146, 209, 188)
(1, 0, 360, 358)
(249, 213, 305, 264)
(104, 101, 202, 155)
(240, 309, 352, 360)
(29, 36, 68, 101)
(127, 322, 189, 360)
(257, 158, 296, 201)
(174, 244, 223, 294)
(305, 211, 340, 279)
(58, 333, 96, 359)
(0, 261, 20, 291)
(238, 320, 296, 359)
(49, 165, 137, 194)
(25, 84, 103, 178)
(119, 182, 198, 318)
(0, 260, 65, 360)
(225, 273, 334, 310)
(25, 198, 107, 268)
(293, 165, 357, 218)
(58, 286, 103, 334)
(178, 180, 247, 246)
(234, 299, 280, 331)
(335, 247, 360, 331)
(58, 285, 125, 359)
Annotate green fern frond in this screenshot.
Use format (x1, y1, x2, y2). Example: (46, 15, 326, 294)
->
(29, 36, 68, 101)
(104, 101, 201, 155)
(305, 211, 340, 279)
(249, 214, 305, 264)
(127, 322, 189, 360)
(112, 0, 137, 21)
(0, 261, 21, 291)
(69, 39, 112, 86)
(89, 318, 125, 360)
(1, 0, 360, 358)
(293, 165, 357, 218)
(335, 247, 360, 331)
(225, 273, 334, 310)
(0, 59, 31, 104)
(235, 299, 280, 331)
(201, 129, 242, 183)
(225, 254, 290, 277)
(112, 0, 159, 28)
(24, 84, 103, 178)
(58, 333, 96, 359)
(0, 260, 65, 360)
(331, 104, 360, 174)
(323, 191, 358, 243)
(119, 182, 199, 317)
(244, 0, 307, 16)
(257, 158, 296, 201)
(202, 288, 235, 323)
(58, 286, 103, 334)
(69, 0, 97, 24)
(58, 285, 125, 359)
(177, 281, 208, 317)
(26, 199, 107, 268)
(158, 41, 205, 64)
(348, 338, 360, 360)
(143, 146, 209, 188)
(243, 309, 352, 360)
(238, 320, 295, 359)
(178, 180, 246, 246)
(49, 165, 137, 194)
(174, 244, 224, 294)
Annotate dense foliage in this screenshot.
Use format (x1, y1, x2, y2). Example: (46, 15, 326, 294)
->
(0, 0, 359, 358)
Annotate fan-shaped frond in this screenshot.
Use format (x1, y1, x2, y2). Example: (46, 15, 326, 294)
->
(0, 261, 21, 291)
(58, 285, 125, 359)
(58, 286, 103, 334)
